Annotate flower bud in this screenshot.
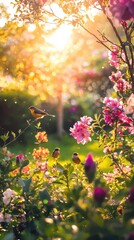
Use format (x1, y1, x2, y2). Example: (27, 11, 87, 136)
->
(93, 187, 107, 204)
(128, 187, 134, 203)
(16, 153, 25, 165)
(84, 153, 96, 183)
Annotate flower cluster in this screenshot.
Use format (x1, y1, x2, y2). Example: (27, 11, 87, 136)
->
(2, 147, 14, 160)
(70, 116, 93, 144)
(35, 131, 48, 143)
(103, 165, 131, 183)
(109, 0, 134, 21)
(108, 45, 120, 69)
(103, 97, 133, 129)
(109, 71, 132, 92)
(32, 147, 49, 160)
(36, 161, 48, 172)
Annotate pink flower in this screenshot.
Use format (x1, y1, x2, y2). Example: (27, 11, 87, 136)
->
(36, 161, 48, 172)
(93, 187, 107, 204)
(109, 71, 123, 82)
(103, 97, 134, 131)
(3, 188, 16, 205)
(110, 0, 134, 21)
(113, 79, 132, 92)
(108, 45, 120, 69)
(16, 153, 25, 164)
(70, 116, 93, 145)
(103, 97, 124, 126)
(84, 153, 96, 183)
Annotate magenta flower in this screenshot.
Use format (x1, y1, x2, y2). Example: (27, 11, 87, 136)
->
(108, 45, 120, 69)
(16, 153, 25, 164)
(109, 71, 123, 82)
(113, 79, 132, 92)
(84, 153, 96, 183)
(103, 97, 124, 126)
(70, 116, 93, 145)
(93, 187, 107, 204)
(110, 0, 134, 21)
(103, 97, 134, 131)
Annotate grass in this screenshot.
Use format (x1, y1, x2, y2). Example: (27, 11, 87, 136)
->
(8, 132, 112, 172)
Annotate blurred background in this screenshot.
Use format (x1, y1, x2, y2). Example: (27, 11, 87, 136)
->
(0, 0, 115, 158)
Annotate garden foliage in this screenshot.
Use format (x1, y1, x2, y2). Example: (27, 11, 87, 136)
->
(0, 0, 134, 239)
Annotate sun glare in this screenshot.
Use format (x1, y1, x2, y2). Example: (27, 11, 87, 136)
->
(46, 24, 73, 51)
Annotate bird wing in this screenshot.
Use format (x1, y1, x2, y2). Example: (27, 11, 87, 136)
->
(34, 108, 46, 114)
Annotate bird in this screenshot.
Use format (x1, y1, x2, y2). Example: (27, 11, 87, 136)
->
(29, 106, 55, 119)
(52, 148, 60, 159)
(72, 152, 81, 164)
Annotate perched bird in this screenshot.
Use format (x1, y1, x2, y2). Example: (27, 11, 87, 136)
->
(29, 106, 55, 119)
(52, 148, 60, 159)
(72, 152, 81, 164)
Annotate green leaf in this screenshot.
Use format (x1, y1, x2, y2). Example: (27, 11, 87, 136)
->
(0, 132, 9, 142)
(18, 178, 32, 192)
(39, 189, 50, 201)
(11, 131, 16, 139)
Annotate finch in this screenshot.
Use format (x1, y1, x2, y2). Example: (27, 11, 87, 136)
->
(29, 106, 55, 119)
(52, 148, 60, 159)
(72, 152, 81, 164)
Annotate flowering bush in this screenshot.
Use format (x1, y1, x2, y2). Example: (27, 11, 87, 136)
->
(0, 0, 134, 239)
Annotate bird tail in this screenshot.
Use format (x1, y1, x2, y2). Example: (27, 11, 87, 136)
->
(47, 113, 55, 118)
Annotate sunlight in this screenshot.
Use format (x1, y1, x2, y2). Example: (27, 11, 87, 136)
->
(46, 24, 73, 51)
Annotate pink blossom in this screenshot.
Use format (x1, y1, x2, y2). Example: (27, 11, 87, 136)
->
(109, 71, 123, 82)
(103, 97, 124, 126)
(110, 0, 134, 21)
(113, 79, 132, 92)
(70, 116, 93, 144)
(3, 188, 16, 205)
(36, 161, 48, 172)
(16, 153, 25, 164)
(103, 146, 111, 154)
(103, 97, 134, 130)
(109, 71, 132, 92)
(108, 45, 120, 69)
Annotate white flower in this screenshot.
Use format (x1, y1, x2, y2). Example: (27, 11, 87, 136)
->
(3, 188, 16, 205)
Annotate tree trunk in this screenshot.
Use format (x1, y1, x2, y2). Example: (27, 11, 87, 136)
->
(57, 78, 64, 138)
